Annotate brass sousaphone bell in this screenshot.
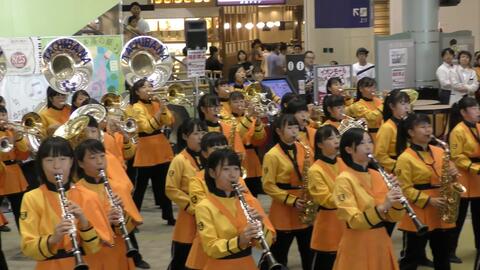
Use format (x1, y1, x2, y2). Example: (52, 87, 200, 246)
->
(41, 38, 93, 94)
(121, 36, 172, 89)
(70, 104, 107, 123)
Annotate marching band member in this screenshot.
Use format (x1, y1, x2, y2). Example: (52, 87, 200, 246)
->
(395, 113, 457, 270)
(374, 89, 410, 173)
(165, 118, 207, 269)
(262, 113, 314, 270)
(70, 90, 91, 113)
(333, 128, 404, 270)
(197, 94, 245, 158)
(75, 139, 142, 270)
(39, 87, 71, 135)
(326, 77, 353, 107)
(228, 65, 247, 92)
(129, 78, 175, 225)
(82, 115, 149, 269)
(448, 96, 480, 264)
(308, 125, 345, 270)
(195, 148, 275, 270)
(186, 132, 230, 270)
(212, 78, 233, 118)
(0, 106, 30, 227)
(285, 99, 316, 150)
(229, 91, 267, 197)
(251, 67, 281, 104)
(322, 95, 346, 129)
(19, 137, 113, 269)
(280, 93, 299, 114)
(347, 77, 383, 140)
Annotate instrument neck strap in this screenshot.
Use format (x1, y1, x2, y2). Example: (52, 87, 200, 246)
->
(463, 121, 480, 145)
(409, 144, 440, 179)
(278, 142, 302, 181)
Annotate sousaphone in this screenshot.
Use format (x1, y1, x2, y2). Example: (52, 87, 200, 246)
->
(121, 36, 172, 89)
(41, 37, 93, 94)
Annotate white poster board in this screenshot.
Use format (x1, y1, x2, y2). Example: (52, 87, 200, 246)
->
(187, 49, 206, 78)
(313, 65, 352, 103)
(0, 37, 42, 76)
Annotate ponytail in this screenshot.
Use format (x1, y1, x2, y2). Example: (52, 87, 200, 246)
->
(395, 113, 431, 154)
(447, 96, 478, 140)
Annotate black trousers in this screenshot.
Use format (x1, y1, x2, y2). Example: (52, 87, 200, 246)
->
(20, 160, 38, 191)
(450, 198, 480, 253)
(311, 251, 336, 270)
(126, 158, 137, 186)
(245, 177, 264, 197)
(4, 192, 23, 229)
(129, 231, 146, 264)
(133, 163, 173, 220)
(400, 230, 451, 270)
(167, 241, 192, 270)
(268, 226, 313, 270)
(0, 232, 7, 270)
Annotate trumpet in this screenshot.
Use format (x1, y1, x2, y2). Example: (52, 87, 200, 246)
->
(54, 174, 89, 270)
(112, 117, 138, 145)
(98, 169, 138, 257)
(0, 137, 13, 153)
(231, 182, 285, 270)
(367, 154, 429, 236)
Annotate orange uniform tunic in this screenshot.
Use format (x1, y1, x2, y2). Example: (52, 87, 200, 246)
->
(395, 145, 455, 231)
(186, 171, 251, 269)
(39, 106, 71, 135)
(348, 97, 383, 140)
(77, 176, 142, 270)
(262, 142, 314, 231)
(298, 126, 316, 152)
(103, 132, 136, 163)
(374, 119, 399, 173)
(20, 184, 114, 270)
(132, 100, 174, 167)
(308, 158, 346, 252)
(165, 149, 202, 244)
(220, 101, 232, 119)
(333, 167, 404, 270)
(195, 191, 275, 270)
(449, 121, 480, 198)
(207, 121, 246, 158)
(235, 115, 266, 178)
(0, 130, 29, 195)
(322, 119, 341, 130)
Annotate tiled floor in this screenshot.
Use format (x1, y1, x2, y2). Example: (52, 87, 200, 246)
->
(3, 188, 477, 269)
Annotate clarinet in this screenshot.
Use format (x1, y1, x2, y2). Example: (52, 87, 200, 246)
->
(367, 154, 429, 236)
(98, 169, 138, 257)
(231, 182, 286, 270)
(54, 174, 89, 270)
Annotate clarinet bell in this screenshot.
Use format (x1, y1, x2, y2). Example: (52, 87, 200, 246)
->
(414, 220, 429, 236)
(125, 238, 138, 258)
(74, 262, 89, 270)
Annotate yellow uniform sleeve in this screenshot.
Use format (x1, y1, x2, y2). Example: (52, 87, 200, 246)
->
(189, 177, 207, 212)
(133, 104, 174, 134)
(333, 175, 384, 230)
(351, 102, 383, 126)
(384, 204, 405, 222)
(196, 203, 243, 258)
(394, 155, 430, 208)
(262, 154, 297, 206)
(20, 193, 57, 260)
(78, 225, 101, 255)
(450, 127, 480, 174)
(165, 157, 193, 214)
(122, 140, 136, 160)
(374, 124, 396, 172)
(307, 166, 336, 209)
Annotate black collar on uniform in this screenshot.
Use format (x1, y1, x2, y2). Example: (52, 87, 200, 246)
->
(361, 97, 373, 102)
(186, 147, 203, 170)
(233, 83, 244, 89)
(318, 154, 337, 165)
(220, 97, 229, 102)
(463, 120, 477, 128)
(391, 116, 401, 126)
(84, 175, 102, 184)
(410, 143, 429, 152)
(205, 120, 220, 127)
(45, 179, 70, 192)
(350, 162, 368, 172)
(140, 99, 152, 104)
(279, 141, 296, 151)
(205, 177, 235, 198)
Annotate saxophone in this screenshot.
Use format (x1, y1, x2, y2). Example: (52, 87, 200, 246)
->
(296, 138, 317, 225)
(431, 136, 466, 223)
(227, 116, 247, 178)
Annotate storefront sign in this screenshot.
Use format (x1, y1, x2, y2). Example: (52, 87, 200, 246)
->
(187, 49, 206, 78)
(315, 0, 372, 29)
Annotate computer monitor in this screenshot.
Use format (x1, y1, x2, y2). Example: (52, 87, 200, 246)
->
(261, 77, 296, 98)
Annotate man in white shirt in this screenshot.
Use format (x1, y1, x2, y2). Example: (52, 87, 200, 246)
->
(352, 47, 375, 84)
(436, 48, 465, 105)
(456, 50, 479, 98)
(123, 2, 150, 34)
